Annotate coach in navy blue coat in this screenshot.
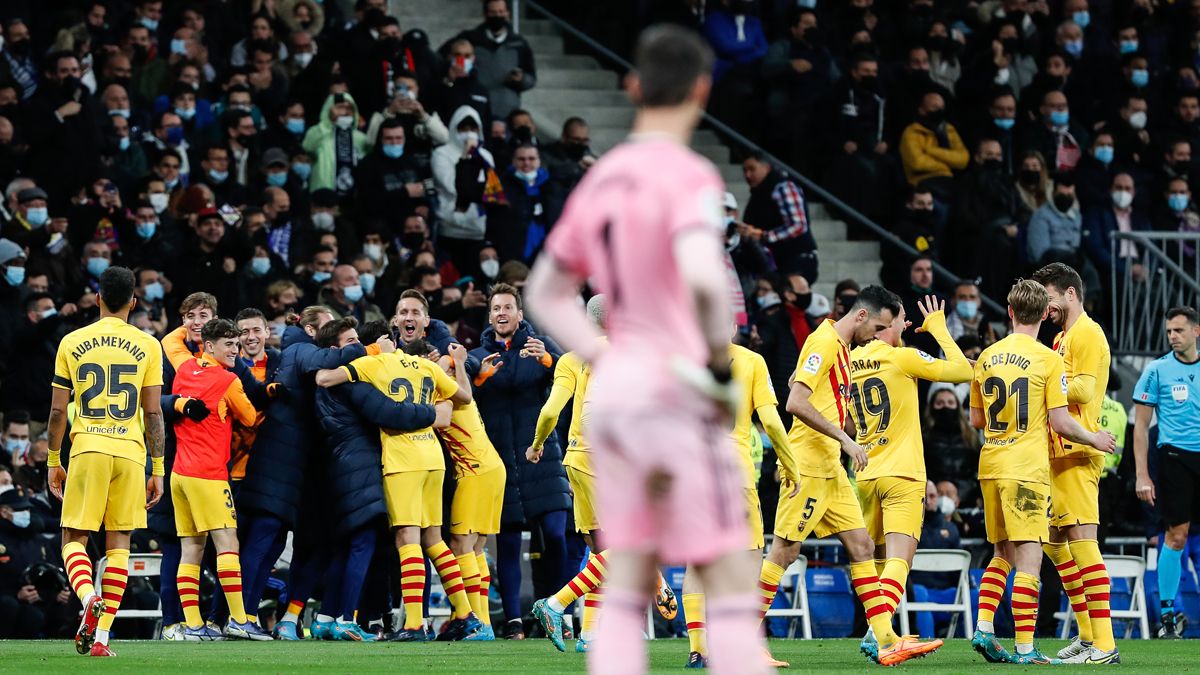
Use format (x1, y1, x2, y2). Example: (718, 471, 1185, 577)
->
(468, 285, 570, 627)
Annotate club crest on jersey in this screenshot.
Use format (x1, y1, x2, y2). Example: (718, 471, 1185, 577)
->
(802, 353, 822, 375)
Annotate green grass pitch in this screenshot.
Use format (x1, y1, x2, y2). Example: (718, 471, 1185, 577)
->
(0, 638, 1188, 673)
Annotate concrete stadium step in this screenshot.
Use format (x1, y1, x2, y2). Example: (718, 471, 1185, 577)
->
(524, 87, 627, 108)
(535, 105, 634, 127)
(538, 68, 619, 89)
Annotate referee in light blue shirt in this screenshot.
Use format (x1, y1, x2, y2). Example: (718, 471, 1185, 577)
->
(1133, 306, 1200, 638)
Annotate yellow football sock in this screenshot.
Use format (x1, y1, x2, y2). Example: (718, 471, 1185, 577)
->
(684, 593, 706, 655)
(879, 557, 910, 616)
(457, 553, 481, 617)
(399, 544, 426, 629)
(178, 562, 203, 628)
(849, 560, 898, 647)
(1044, 541, 1092, 643)
(552, 551, 607, 609)
(581, 588, 602, 639)
(62, 541, 95, 601)
(1011, 572, 1040, 648)
(427, 541, 471, 619)
(97, 549, 129, 633)
(976, 557, 1011, 629)
(217, 552, 248, 624)
(757, 559, 784, 618)
(1071, 539, 1116, 652)
(476, 553, 492, 626)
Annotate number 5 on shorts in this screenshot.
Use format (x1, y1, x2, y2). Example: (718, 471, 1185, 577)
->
(802, 497, 816, 520)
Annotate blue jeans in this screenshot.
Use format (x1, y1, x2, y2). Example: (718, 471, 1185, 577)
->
(238, 512, 287, 618)
(321, 526, 377, 621)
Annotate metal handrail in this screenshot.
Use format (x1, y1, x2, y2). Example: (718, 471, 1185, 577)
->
(521, 0, 1007, 316)
(1112, 232, 1200, 295)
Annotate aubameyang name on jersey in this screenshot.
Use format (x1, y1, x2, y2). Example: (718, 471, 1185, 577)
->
(984, 352, 1031, 370)
(850, 358, 880, 373)
(71, 335, 147, 362)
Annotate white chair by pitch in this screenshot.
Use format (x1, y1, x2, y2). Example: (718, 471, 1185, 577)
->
(764, 555, 812, 639)
(897, 549, 972, 639)
(1054, 554, 1150, 640)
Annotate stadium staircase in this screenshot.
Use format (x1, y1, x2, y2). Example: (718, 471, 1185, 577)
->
(391, 0, 881, 296)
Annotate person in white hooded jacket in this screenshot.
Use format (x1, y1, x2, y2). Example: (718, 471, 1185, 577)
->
(433, 105, 495, 271)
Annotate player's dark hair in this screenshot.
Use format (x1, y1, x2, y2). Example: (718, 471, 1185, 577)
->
(489, 282, 523, 311)
(632, 25, 714, 108)
(1032, 262, 1085, 299)
(358, 320, 390, 345)
(201, 318, 239, 344)
(180, 291, 218, 317)
(1166, 306, 1199, 325)
(851, 285, 902, 319)
(24, 292, 53, 313)
(315, 316, 358, 348)
(402, 338, 435, 357)
(234, 307, 267, 326)
(98, 266, 136, 312)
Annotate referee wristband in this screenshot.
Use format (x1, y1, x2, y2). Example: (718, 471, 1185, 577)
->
(151, 456, 165, 477)
(47, 450, 62, 468)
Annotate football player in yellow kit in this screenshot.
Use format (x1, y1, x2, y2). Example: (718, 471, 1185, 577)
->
(968, 279, 1115, 665)
(1031, 263, 1117, 664)
(849, 295, 972, 653)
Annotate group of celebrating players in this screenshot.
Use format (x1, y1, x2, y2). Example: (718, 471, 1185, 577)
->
(31, 22, 1182, 673)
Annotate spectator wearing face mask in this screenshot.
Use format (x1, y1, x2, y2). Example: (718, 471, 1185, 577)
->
(825, 52, 896, 226)
(319, 263, 385, 325)
(946, 281, 996, 344)
(2, 413, 31, 467)
(1107, 93, 1151, 168)
(433, 105, 496, 273)
(493, 143, 562, 263)
(1154, 177, 1200, 266)
(1017, 89, 1090, 173)
(921, 385, 979, 487)
(1, 187, 50, 253)
(541, 117, 595, 193)
(427, 39, 492, 130)
(445, 0, 538, 120)
(0, 485, 64, 639)
(947, 139, 1015, 278)
(365, 71, 449, 168)
(1073, 132, 1118, 212)
(887, 186, 938, 288)
(257, 186, 311, 272)
(195, 145, 250, 209)
(900, 91, 968, 229)
(133, 267, 170, 335)
(355, 118, 429, 226)
(1027, 173, 1088, 269)
(761, 7, 836, 173)
(122, 201, 182, 272)
(1085, 172, 1151, 282)
(25, 51, 99, 201)
(0, 294, 71, 427)
(302, 92, 369, 196)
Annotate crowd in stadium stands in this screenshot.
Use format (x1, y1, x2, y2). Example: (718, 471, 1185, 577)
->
(0, 0, 1190, 642)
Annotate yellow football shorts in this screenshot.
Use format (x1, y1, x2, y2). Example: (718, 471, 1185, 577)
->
(60, 451, 146, 532)
(566, 466, 599, 534)
(450, 466, 505, 535)
(774, 471, 865, 542)
(745, 488, 765, 550)
(171, 474, 237, 537)
(856, 476, 925, 544)
(981, 478, 1050, 544)
(1049, 454, 1104, 528)
(384, 469, 444, 528)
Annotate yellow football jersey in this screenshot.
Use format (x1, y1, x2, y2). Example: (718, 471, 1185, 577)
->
(789, 320, 852, 479)
(439, 400, 504, 478)
(850, 314, 972, 481)
(970, 333, 1067, 485)
(52, 316, 164, 464)
(342, 353, 458, 474)
(730, 343, 776, 489)
(536, 350, 596, 475)
(1050, 312, 1110, 459)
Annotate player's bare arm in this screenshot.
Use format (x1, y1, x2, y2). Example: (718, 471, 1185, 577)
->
(1133, 404, 1155, 505)
(315, 367, 350, 387)
(969, 405, 985, 430)
(787, 380, 867, 471)
(1048, 406, 1116, 454)
(446, 344, 473, 403)
(46, 387, 71, 501)
(142, 384, 165, 508)
(433, 400, 453, 429)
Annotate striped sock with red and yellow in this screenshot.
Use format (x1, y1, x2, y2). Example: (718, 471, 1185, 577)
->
(976, 556, 1011, 632)
(457, 553, 481, 618)
(62, 541, 96, 602)
(476, 553, 492, 626)
(581, 587, 603, 640)
(878, 558, 910, 617)
(282, 599, 305, 624)
(217, 552, 248, 624)
(178, 562, 203, 628)
(757, 559, 784, 618)
(683, 593, 706, 656)
(1071, 539, 1116, 653)
(1011, 572, 1040, 653)
(427, 542, 472, 619)
(399, 544, 426, 630)
(551, 551, 607, 612)
(1044, 542, 1092, 643)
(849, 560, 899, 647)
(95, 549, 129, 645)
